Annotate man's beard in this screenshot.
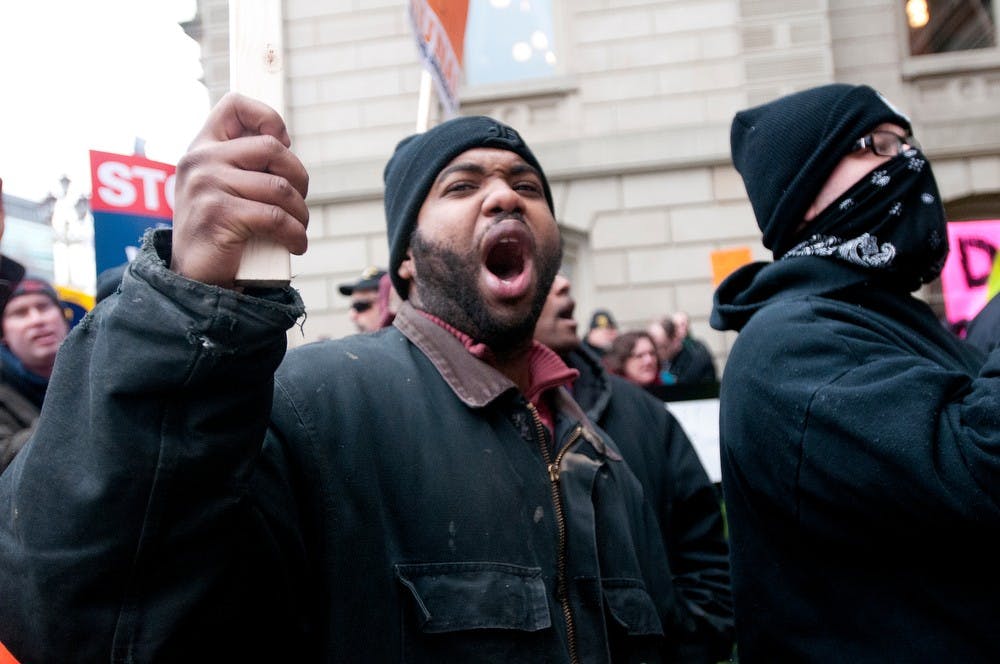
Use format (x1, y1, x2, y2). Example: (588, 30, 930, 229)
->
(409, 228, 562, 353)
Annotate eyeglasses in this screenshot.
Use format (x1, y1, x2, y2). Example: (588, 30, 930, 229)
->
(350, 300, 375, 313)
(853, 130, 919, 157)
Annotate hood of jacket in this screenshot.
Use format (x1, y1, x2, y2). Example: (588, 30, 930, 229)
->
(710, 256, 882, 333)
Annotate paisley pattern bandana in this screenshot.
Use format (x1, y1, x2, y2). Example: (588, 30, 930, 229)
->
(783, 148, 948, 291)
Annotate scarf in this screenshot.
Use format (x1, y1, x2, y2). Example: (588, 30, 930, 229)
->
(0, 345, 49, 409)
(782, 148, 948, 292)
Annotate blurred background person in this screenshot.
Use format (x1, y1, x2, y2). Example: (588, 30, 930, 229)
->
(672, 311, 718, 384)
(0, 278, 70, 472)
(649, 315, 717, 387)
(647, 317, 681, 384)
(605, 330, 662, 388)
(582, 308, 619, 356)
(337, 265, 387, 333)
(535, 274, 734, 663)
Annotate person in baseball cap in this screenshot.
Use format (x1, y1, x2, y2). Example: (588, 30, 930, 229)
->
(583, 308, 619, 356)
(338, 266, 387, 332)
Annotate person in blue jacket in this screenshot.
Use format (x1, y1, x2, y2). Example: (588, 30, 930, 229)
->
(1, 94, 697, 662)
(711, 83, 1000, 662)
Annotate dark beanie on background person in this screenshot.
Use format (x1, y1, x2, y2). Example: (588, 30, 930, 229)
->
(382, 115, 555, 298)
(2, 278, 64, 338)
(6, 278, 61, 311)
(730, 84, 912, 258)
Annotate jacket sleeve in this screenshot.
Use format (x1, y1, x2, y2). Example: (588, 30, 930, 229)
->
(724, 297, 1000, 540)
(0, 231, 307, 662)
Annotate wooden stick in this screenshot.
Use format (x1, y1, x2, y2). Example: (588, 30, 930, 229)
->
(416, 69, 433, 133)
(229, 0, 291, 287)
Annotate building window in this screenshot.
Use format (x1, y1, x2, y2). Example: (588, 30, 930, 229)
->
(463, 0, 558, 86)
(906, 0, 997, 55)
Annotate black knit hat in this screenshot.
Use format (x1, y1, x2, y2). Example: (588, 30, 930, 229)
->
(730, 84, 911, 257)
(382, 115, 554, 298)
(6, 278, 60, 311)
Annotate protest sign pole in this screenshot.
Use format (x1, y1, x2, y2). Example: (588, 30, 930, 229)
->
(229, 0, 291, 287)
(408, 0, 469, 132)
(416, 69, 433, 133)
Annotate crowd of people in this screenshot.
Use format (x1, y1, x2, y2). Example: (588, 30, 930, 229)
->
(0, 82, 998, 663)
(588, 310, 719, 396)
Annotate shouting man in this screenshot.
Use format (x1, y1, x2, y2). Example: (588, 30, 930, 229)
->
(1, 96, 693, 662)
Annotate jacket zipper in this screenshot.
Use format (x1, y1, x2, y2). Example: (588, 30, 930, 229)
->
(526, 401, 582, 664)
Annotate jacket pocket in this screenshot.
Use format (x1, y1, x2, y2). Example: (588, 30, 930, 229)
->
(395, 561, 551, 632)
(602, 578, 664, 637)
(395, 562, 552, 662)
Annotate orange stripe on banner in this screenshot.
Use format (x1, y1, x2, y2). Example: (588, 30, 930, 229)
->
(426, 0, 469, 64)
(0, 640, 20, 664)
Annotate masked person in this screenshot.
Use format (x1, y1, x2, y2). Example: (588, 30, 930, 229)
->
(0, 95, 694, 662)
(711, 84, 1000, 662)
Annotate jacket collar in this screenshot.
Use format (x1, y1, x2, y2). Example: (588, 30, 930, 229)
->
(393, 302, 517, 408)
(392, 303, 616, 458)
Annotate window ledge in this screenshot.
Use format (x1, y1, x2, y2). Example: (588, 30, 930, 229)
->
(459, 75, 579, 105)
(902, 48, 1000, 80)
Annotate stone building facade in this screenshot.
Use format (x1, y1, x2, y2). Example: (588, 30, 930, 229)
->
(185, 0, 1000, 366)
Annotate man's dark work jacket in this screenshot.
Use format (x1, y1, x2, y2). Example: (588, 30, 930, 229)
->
(565, 346, 733, 663)
(711, 256, 1000, 663)
(0, 232, 689, 663)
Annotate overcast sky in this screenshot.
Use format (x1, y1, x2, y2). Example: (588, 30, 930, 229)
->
(1, 1, 209, 202)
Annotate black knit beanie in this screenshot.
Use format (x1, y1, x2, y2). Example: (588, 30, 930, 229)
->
(382, 115, 554, 298)
(730, 84, 912, 257)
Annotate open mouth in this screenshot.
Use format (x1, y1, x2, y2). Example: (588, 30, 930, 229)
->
(556, 301, 574, 320)
(485, 236, 526, 282)
(481, 221, 535, 300)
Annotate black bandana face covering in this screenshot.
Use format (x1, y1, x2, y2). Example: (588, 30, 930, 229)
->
(783, 148, 949, 291)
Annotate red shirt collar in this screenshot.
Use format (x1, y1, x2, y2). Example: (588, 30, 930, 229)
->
(416, 310, 578, 430)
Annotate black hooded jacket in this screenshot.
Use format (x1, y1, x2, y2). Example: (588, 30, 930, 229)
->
(711, 255, 1000, 663)
(565, 347, 733, 663)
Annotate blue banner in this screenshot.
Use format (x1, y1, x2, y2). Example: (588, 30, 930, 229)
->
(93, 210, 170, 276)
